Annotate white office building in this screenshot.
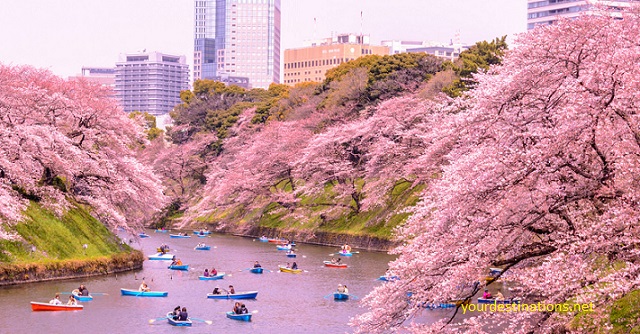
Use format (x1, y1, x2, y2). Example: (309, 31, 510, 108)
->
(114, 51, 189, 116)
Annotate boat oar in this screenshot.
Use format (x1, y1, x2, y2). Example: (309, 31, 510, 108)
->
(349, 294, 360, 300)
(190, 317, 213, 325)
(323, 293, 334, 299)
(148, 316, 168, 324)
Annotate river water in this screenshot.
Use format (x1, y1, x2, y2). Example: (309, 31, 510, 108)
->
(0, 231, 445, 334)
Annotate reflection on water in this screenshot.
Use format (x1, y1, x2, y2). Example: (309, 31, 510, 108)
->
(0, 232, 443, 333)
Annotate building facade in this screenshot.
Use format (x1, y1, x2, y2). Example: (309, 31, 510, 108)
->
(194, 0, 281, 89)
(114, 51, 189, 116)
(283, 33, 389, 86)
(527, 0, 639, 30)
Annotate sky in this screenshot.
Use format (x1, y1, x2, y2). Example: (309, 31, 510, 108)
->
(0, 0, 526, 79)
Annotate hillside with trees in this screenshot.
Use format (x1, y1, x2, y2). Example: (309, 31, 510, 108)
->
(0, 65, 165, 266)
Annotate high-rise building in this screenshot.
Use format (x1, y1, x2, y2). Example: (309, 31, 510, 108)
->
(69, 67, 116, 88)
(527, 0, 639, 30)
(114, 51, 189, 116)
(194, 0, 281, 89)
(283, 33, 388, 86)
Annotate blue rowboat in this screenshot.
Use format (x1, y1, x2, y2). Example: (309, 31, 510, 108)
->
(120, 288, 168, 297)
(249, 267, 264, 274)
(258, 237, 269, 242)
(148, 253, 174, 260)
(193, 231, 212, 235)
(169, 234, 191, 238)
(194, 245, 211, 250)
(276, 244, 292, 250)
(286, 253, 296, 258)
(378, 275, 400, 281)
(139, 233, 150, 238)
(154, 229, 168, 233)
(72, 291, 93, 301)
(226, 311, 252, 321)
(477, 298, 521, 304)
(198, 273, 225, 280)
(334, 293, 349, 301)
(338, 251, 352, 257)
(166, 312, 192, 326)
(207, 291, 258, 299)
(168, 264, 189, 271)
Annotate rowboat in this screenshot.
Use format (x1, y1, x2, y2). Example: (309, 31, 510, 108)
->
(166, 312, 192, 326)
(276, 244, 292, 250)
(148, 253, 174, 260)
(278, 266, 302, 274)
(168, 264, 189, 271)
(378, 275, 400, 281)
(421, 302, 456, 309)
(334, 293, 349, 300)
(193, 231, 212, 235)
(169, 234, 191, 238)
(258, 236, 269, 242)
(226, 311, 252, 321)
(194, 245, 211, 250)
(139, 233, 150, 238)
(198, 273, 225, 280)
(337, 251, 353, 257)
(31, 302, 84, 311)
(154, 229, 168, 233)
(477, 298, 521, 304)
(268, 238, 286, 243)
(286, 252, 297, 258)
(489, 267, 503, 275)
(323, 261, 348, 268)
(207, 291, 258, 299)
(249, 267, 263, 274)
(120, 288, 168, 297)
(72, 291, 93, 301)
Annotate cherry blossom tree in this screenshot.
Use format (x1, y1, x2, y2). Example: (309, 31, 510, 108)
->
(354, 10, 640, 333)
(0, 65, 166, 235)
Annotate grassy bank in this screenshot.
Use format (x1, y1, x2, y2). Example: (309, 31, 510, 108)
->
(193, 179, 424, 241)
(0, 201, 141, 285)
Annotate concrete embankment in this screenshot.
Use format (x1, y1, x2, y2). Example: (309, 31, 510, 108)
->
(0, 251, 143, 286)
(221, 225, 398, 252)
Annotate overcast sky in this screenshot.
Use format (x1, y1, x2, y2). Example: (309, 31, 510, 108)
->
(0, 0, 526, 78)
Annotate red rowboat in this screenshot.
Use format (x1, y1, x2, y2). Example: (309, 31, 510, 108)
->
(31, 301, 84, 311)
(323, 261, 348, 268)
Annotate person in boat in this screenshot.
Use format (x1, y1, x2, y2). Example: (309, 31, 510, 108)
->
(330, 257, 337, 264)
(228, 285, 236, 294)
(196, 242, 204, 248)
(336, 257, 342, 264)
(291, 262, 298, 270)
(171, 258, 183, 266)
(49, 293, 62, 305)
(172, 305, 181, 320)
(253, 261, 262, 268)
(211, 267, 217, 276)
(337, 284, 346, 293)
(139, 281, 151, 292)
(233, 302, 242, 314)
(67, 295, 78, 306)
(341, 244, 352, 253)
(495, 290, 505, 301)
(203, 268, 210, 277)
(77, 284, 89, 296)
(212, 287, 222, 295)
(482, 289, 492, 299)
(285, 262, 291, 268)
(240, 303, 248, 314)
(178, 307, 188, 321)
(343, 285, 349, 294)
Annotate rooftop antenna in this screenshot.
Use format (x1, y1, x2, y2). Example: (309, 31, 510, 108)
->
(360, 11, 363, 44)
(313, 17, 317, 44)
